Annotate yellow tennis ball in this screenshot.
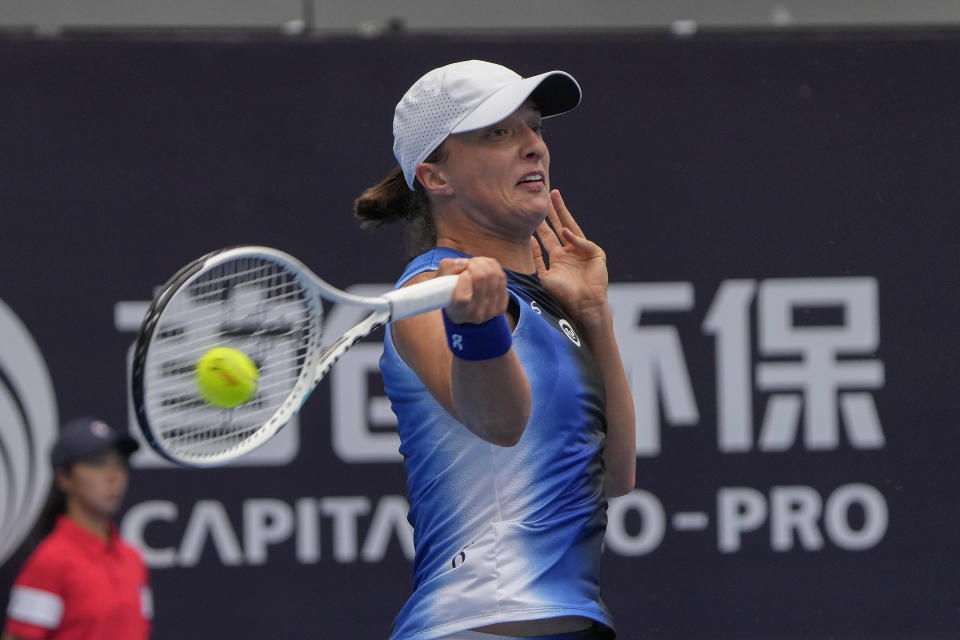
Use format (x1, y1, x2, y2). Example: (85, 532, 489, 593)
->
(195, 347, 259, 408)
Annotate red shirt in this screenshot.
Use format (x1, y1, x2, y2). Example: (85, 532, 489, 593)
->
(4, 516, 152, 640)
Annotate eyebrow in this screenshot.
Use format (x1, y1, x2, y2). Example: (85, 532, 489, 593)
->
(522, 99, 542, 114)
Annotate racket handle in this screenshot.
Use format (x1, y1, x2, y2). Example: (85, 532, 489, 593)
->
(383, 275, 459, 321)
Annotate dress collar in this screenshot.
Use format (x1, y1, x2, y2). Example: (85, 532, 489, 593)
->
(55, 514, 119, 553)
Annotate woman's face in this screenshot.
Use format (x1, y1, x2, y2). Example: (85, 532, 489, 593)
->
(436, 101, 551, 237)
(57, 449, 129, 520)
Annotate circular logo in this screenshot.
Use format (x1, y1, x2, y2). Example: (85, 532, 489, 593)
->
(0, 299, 58, 566)
(91, 420, 110, 438)
(558, 319, 581, 347)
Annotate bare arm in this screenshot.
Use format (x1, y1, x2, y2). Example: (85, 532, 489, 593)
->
(572, 306, 637, 496)
(531, 190, 637, 496)
(391, 257, 532, 446)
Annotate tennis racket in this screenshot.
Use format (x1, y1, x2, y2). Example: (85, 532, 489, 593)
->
(131, 246, 457, 467)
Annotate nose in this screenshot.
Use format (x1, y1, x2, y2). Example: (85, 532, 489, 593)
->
(521, 124, 547, 160)
(103, 459, 128, 482)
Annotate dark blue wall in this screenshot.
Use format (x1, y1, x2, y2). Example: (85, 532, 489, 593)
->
(1, 34, 958, 639)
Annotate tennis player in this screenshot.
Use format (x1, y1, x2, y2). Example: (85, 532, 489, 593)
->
(355, 60, 636, 640)
(2, 417, 152, 640)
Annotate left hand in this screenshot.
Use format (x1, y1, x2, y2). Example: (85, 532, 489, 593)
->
(530, 189, 610, 329)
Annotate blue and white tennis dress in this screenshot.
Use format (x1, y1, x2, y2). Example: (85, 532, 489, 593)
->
(382, 247, 613, 640)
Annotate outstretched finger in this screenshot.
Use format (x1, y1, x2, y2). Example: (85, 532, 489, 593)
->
(550, 190, 585, 239)
(530, 234, 548, 277)
(560, 227, 604, 260)
(544, 194, 564, 244)
(535, 218, 563, 254)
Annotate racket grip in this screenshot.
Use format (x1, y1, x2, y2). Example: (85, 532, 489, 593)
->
(383, 275, 459, 321)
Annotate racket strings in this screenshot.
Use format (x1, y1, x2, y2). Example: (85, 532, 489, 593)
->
(142, 257, 322, 460)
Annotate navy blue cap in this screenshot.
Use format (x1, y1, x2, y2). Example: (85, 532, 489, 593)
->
(50, 416, 139, 468)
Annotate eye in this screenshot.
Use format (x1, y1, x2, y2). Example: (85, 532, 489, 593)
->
(487, 127, 508, 138)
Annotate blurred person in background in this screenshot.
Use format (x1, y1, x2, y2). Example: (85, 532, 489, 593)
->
(2, 416, 152, 640)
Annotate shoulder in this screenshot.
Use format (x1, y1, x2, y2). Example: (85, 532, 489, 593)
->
(13, 534, 70, 590)
(116, 537, 146, 562)
(115, 537, 149, 574)
(396, 247, 470, 287)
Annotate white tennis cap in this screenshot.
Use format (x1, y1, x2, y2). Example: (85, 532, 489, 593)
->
(393, 60, 582, 189)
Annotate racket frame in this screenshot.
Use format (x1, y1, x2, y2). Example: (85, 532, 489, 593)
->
(131, 246, 455, 467)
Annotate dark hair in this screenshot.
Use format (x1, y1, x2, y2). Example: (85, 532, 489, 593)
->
(353, 144, 447, 260)
(20, 466, 70, 552)
(35, 484, 67, 538)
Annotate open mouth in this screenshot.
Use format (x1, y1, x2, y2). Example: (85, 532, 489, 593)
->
(517, 173, 544, 186)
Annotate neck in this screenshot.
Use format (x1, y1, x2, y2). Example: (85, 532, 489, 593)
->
(433, 207, 540, 273)
(436, 235, 535, 274)
(66, 502, 111, 541)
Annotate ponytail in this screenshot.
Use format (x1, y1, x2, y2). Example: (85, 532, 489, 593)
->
(354, 145, 447, 260)
(20, 478, 67, 553)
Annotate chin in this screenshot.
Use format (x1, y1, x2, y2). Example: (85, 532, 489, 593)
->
(528, 203, 551, 221)
(99, 501, 123, 517)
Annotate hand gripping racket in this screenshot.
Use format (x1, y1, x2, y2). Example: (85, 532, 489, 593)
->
(131, 246, 456, 467)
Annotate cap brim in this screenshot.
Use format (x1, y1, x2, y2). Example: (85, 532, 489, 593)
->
(52, 433, 140, 467)
(451, 70, 581, 134)
(116, 434, 140, 456)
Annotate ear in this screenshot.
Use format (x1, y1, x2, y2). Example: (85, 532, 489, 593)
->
(415, 162, 454, 197)
(54, 467, 72, 493)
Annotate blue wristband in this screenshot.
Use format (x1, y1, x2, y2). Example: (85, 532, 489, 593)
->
(442, 310, 513, 361)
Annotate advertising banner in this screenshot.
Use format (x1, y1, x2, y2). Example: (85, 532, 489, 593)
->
(1, 34, 958, 639)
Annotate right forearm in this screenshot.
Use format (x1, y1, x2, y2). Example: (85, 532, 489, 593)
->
(451, 349, 531, 446)
(395, 256, 533, 445)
